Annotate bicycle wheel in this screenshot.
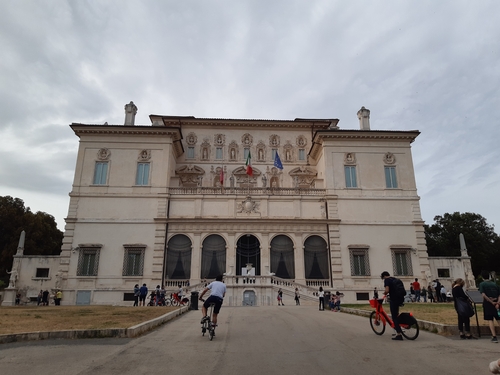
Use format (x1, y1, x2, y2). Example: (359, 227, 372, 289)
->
(202, 326, 206, 336)
(370, 311, 386, 335)
(401, 320, 419, 340)
(171, 299, 179, 307)
(209, 327, 215, 341)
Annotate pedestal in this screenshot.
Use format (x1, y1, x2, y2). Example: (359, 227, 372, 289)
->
(1, 288, 17, 306)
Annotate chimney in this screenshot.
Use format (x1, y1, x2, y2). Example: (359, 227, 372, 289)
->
(124, 101, 138, 125)
(357, 106, 370, 130)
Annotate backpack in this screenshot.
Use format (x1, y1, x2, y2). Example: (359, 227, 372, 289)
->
(391, 278, 406, 300)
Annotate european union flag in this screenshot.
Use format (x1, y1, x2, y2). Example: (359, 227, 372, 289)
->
(274, 152, 283, 169)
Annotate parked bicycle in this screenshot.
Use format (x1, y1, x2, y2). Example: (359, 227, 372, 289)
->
(165, 292, 190, 307)
(369, 296, 419, 340)
(199, 298, 216, 341)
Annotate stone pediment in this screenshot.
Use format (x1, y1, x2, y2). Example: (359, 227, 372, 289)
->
(176, 165, 205, 187)
(289, 166, 317, 188)
(232, 166, 262, 187)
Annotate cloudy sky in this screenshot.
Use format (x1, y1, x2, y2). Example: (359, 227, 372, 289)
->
(1, 0, 499, 232)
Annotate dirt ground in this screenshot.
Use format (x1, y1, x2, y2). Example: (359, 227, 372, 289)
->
(0, 305, 180, 335)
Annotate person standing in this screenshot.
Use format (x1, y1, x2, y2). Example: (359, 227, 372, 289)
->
(177, 284, 184, 302)
(412, 278, 421, 302)
(37, 290, 43, 306)
(277, 288, 284, 306)
(427, 285, 435, 303)
(55, 290, 62, 305)
(381, 271, 404, 340)
(199, 274, 226, 329)
(440, 285, 447, 302)
(421, 285, 427, 302)
(318, 287, 325, 311)
(294, 288, 300, 305)
(133, 284, 140, 306)
(452, 278, 475, 339)
(42, 289, 49, 306)
(139, 283, 148, 306)
(435, 279, 442, 302)
(479, 270, 500, 343)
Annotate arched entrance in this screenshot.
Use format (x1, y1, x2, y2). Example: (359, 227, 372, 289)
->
(236, 235, 261, 275)
(242, 290, 256, 306)
(270, 235, 295, 279)
(304, 236, 329, 279)
(201, 234, 227, 279)
(166, 234, 192, 279)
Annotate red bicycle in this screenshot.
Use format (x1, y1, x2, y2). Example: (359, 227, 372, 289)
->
(369, 297, 419, 340)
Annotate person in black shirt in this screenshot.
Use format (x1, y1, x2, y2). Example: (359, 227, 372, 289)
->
(381, 271, 403, 340)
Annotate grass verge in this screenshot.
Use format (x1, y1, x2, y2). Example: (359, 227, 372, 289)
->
(342, 302, 486, 326)
(0, 305, 180, 335)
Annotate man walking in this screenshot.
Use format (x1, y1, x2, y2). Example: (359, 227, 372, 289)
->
(479, 270, 500, 343)
(381, 271, 404, 340)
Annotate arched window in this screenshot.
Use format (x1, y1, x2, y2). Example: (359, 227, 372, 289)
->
(166, 235, 192, 279)
(201, 235, 226, 279)
(304, 236, 328, 279)
(270, 235, 295, 279)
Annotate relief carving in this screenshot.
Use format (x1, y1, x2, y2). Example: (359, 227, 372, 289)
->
(289, 166, 317, 188)
(186, 133, 197, 146)
(175, 165, 206, 187)
(384, 152, 396, 164)
(241, 133, 253, 147)
(138, 149, 151, 161)
(344, 152, 356, 165)
(237, 196, 260, 214)
(97, 148, 111, 160)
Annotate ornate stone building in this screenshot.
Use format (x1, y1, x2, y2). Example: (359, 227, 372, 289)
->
(2, 103, 433, 306)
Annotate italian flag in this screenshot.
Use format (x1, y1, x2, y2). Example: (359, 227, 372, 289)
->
(245, 151, 253, 176)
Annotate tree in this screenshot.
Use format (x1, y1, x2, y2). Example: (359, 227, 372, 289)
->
(424, 212, 500, 277)
(0, 196, 63, 286)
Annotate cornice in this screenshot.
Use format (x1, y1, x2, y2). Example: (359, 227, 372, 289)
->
(70, 124, 182, 141)
(310, 129, 420, 159)
(150, 115, 337, 130)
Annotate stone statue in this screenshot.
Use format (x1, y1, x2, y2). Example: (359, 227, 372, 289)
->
(262, 174, 267, 187)
(7, 270, 17, 288)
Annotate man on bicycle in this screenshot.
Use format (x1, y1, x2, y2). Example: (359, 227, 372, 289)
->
(199, 274, 226, 328)
(381, 271, 404, 340)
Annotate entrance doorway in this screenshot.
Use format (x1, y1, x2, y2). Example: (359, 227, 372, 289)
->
(236, 235, 261, 275)
(243, 290, 256, 306)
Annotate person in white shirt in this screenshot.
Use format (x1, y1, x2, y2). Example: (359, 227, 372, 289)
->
(199, 275, 227, 327)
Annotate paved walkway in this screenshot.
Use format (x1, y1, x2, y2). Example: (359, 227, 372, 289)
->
(0, 306, 497, 375)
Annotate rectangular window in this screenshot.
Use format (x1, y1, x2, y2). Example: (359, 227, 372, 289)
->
(93, 162, 108, 185)
(77, 248, 100, 276)
(244, 148, 250, 160)
(216, 147, 223, 160)
(356, 292, 370, 301)
(298, 149, 305, 161)
(136, 163, 150, 185)
(35, 268, 49, 278)
(385, 166, 398, 188)
(345, 166, 357, 188)
(391, 249, 413, 276)
(123, 247, 145, 276)
(349, 248, 370, 276)
(187, 147, 195, 159)
(437, 268, 450, 278)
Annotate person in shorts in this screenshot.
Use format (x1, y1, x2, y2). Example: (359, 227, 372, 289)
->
(199, 275, 226, 327)
(479, 270, 500, 343)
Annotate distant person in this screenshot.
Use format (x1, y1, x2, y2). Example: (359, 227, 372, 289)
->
(331, 291, 342, 312)
(177, 284, 184, 301)
(15, 293, 21, 305)
(155, 285, 161, 306)
(373, 287, 379, 299)
(421, 285, 427, 302)
(479, 270, 500, 343)
(452, 278, 475, 339)
(440, 285, 447, 302)
(42, 290, 49, 306)
(133, 284, 140, 306)
(427, 285, 435, 303)
(435, 279, 442, 302)
(277, 288, 284, 306)
(139, 283, 148, 306)
(55, 290, 62, 305)
(318, 287, 325, 311)
(381, 271, 404, 340)
(294, 288, 300, 305)
(37, 290, 43, 306)
(412, 278, 421, 302)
